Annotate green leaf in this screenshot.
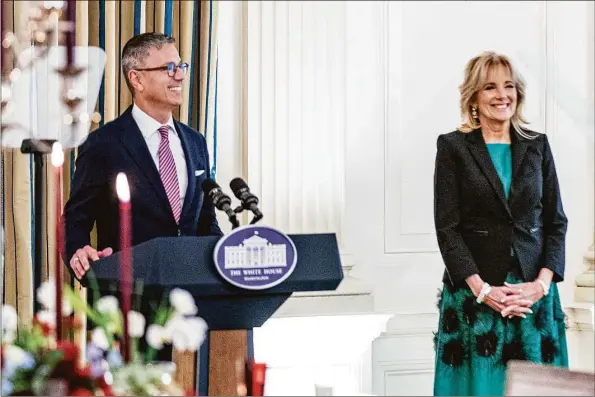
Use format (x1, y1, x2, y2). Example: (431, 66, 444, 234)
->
(64, 285, 104, 325)
(10, 367, 37, 393)
(153, 290, 173, 326)
(63, 286, 115, 347)
(85, 267, 102, 305)
(154, 306, 175, 327)
(43, 349, 64, 367)
(131, 337, 141, 363)
(144, 291, 174, 363)
(133, 280, 145, 313)
(145, 345, 157, 363)
(15, 326, 47, 352)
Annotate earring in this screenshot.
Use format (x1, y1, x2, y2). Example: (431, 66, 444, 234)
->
(471, 107, 478, 120)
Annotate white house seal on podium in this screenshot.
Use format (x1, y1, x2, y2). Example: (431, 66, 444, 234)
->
(213, 225, 298, 290)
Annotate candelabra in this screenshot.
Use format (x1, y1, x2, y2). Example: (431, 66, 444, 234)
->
(0, 0, 101, 310)
(2, 1, 103, 146)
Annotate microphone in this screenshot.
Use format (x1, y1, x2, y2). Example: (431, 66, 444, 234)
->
(229, 177, 263, 224)
(201, 179, 240, 229)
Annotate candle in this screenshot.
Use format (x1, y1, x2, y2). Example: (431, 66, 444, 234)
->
(116, 173, 132, 362)
(251, 362, 267, 396)
(51, 142, 64, 340)
(65, 0, 75, 67)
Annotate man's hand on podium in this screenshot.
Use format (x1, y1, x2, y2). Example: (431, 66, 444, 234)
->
(70, 245, 113, 279)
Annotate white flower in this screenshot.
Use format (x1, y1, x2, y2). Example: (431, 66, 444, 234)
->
(169, 288, 197, 316)
(185, 317, 208, 349)
(146, 325, 166, 349)
(2, 305, 18, 343)
(36, 279, 72, 315)
(36, 310, 55, 327)
(91, 328, 110, 350)
(171, 327, 192, 351)
(2, 329, 16, 344)
(3, 345, 33, 368)
(186, 316, 207, 332)
(95, 296, 119, 314)
(37, 281, 53, 308)
(127, 311, 145, 338)
(163, 313, 185, 341)
(147, 313, 208, 352)
(167, 316, 208, 352)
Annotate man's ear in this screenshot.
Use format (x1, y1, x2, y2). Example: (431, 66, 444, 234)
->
(129, 70, 144, 93)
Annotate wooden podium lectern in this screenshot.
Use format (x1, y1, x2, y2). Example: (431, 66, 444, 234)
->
(88, 233, 344, 395)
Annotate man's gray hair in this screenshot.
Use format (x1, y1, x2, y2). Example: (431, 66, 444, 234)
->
(122, 32, 176, 95)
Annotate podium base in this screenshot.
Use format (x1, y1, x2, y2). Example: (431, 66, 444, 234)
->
(174, 330, 254, 396)
(209, 330, 252, 396)
(172, 350, 196, 393)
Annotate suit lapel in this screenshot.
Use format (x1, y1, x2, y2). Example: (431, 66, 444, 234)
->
(465, 129, 512, 218)
(117, 108, 171, 210)
(174, 121, 197, 221)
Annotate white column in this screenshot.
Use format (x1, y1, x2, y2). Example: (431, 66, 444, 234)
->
(566, 241, 595, 374)
(250, 247, 256, 267)
(565, 0, 595, 373)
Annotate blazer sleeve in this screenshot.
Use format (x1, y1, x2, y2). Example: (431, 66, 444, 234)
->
(195, 136, 223, 237)
(434, 134, 479, 285)
(541, 134, 568, 282)
(63, 133, 105, 263)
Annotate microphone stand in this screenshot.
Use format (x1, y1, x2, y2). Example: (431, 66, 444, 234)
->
(249, 212, 263, 225)
(228, 212, 240, 230)
(233, 205, 263, 225)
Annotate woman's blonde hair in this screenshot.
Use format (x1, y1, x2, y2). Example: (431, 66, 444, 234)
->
(458, 51, 532, 137)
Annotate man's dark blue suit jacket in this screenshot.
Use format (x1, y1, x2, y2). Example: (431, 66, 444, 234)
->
(64, 106, 223, 277)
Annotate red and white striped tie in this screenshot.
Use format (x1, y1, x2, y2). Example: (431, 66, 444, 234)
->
(158, 125, 181, 224)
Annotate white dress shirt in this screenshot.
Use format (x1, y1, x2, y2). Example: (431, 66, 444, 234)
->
(131, 104, 188, 211)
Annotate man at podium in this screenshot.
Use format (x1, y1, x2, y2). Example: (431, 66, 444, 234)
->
(64, 32, 222, 280)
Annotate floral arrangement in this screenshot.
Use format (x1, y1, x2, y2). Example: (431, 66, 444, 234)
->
(1, 278, 208, 396)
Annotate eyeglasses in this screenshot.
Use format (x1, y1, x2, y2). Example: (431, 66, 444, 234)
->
(135, 62, 189, 77)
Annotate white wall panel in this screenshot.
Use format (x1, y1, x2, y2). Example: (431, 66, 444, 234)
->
(383, 1, 547, 254)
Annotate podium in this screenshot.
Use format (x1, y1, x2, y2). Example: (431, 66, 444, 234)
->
(88, 233, 343, 395)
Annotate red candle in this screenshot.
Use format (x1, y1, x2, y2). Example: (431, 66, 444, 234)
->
(65, 0, 75, 67)
(116, 173, 132, 362)
(251, 362, 267, 396)
(51, 143, 64, 340)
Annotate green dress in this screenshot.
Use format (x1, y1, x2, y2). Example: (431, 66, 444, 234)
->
(433, 143, 568, 396)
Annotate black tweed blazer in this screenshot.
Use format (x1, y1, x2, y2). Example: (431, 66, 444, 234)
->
(433, 127, 567, 287)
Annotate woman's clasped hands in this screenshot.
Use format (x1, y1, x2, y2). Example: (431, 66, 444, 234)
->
(468, 275, 547, 319)
(483, 285, 533, 319)
(488, 280, 548, 319)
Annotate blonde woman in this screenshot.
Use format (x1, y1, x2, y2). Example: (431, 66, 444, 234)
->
(433, 51, 568, 396)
